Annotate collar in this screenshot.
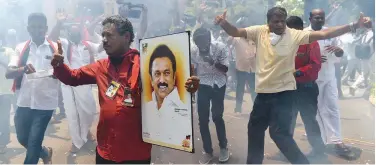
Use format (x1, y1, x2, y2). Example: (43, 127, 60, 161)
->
(266, 25, 287, 35)
(306, 25, 328, 31)
(151, 87, 182, 110)
(109, 48, 139, 65)
(29, 38, 50, 46)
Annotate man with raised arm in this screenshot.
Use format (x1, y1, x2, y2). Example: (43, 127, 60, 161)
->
(214, 6, 372, 164)
(51, 15, 200, 164)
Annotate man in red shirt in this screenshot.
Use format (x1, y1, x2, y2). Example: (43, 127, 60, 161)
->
(51, 15, 200, 164)
(286, 16, 327, 160)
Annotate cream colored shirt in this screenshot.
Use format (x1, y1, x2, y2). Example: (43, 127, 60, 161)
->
(232, 37, 256, 72)
(245, 25, 311, 93)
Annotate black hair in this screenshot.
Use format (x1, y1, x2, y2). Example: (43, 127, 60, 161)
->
(28, 13, 47, 25)
(266, 7, 287, 23)
(149, 44, 177, 76)
(193, 27, 211, 41)
(309, 9, 325, 19)
(286, 16, 304, 30)
(102, 15, 134, 43)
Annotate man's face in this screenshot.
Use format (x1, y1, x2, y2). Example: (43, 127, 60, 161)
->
(150, 57, 176, 100)
(268, 15, 286, 35)
(27, 20, 47, 42)
(102, 23, 130, 56)
(68, 26, 82, 44)
(310, 11, 325, 29)
(194, 35, 211, 54)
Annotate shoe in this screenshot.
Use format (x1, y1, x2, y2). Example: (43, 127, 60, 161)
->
(56, 113, 66, 120)
(70, 144, 79, 153)
(42, 147, 53, 164)
(335, 143, 356, 160)
(219, 148, 230, 162)
(199, 152, 213, 164)
(49, 117, 60, 124)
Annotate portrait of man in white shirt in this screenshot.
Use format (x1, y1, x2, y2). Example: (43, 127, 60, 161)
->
(143, 44, 192, 150)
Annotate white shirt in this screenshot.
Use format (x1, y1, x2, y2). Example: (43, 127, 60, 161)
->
(60, 38, 96, 69)
(305, 26, 340, 82)
(338, 33, 357, 61)
(8, 39, 59, 110)
(142, 87, 192, 148)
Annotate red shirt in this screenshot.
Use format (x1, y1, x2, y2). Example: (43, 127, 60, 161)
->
(295, 41, 322, 83)
(53, 49, 152, 162)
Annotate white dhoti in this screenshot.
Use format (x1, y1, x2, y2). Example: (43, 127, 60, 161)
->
(62, 84, 96, 149)
(316, 78, 342, 144)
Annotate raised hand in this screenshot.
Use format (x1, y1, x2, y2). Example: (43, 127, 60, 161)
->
(214, 10, 227, 25)
(356, 12, 372, 29)
(56, 9, 67, 23)
(51, 40, 64, 67)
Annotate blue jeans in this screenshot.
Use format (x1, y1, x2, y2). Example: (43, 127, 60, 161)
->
(235, 70, 256, 112)
(14, 107, 53, 164)
(197, 84, 228, 154)
(0, 94, 12, 146)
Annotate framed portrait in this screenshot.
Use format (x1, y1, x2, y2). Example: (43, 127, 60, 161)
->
(139, 31, 194, 153)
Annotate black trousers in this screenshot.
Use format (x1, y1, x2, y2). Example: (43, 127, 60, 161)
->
(96, 149, 151, 164)
(291, 82, 326, 153)
(247, 90, 309, 164)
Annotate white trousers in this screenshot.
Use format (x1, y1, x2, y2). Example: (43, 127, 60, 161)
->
(351, 59, 371, 89)
(342, 59, 360, 82)
(61, 84, 96, 149)
(316, 78, 342, 144)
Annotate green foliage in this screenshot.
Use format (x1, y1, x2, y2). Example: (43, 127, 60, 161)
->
(276, 0, 304, 17)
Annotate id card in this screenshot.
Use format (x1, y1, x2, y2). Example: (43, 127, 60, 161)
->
(105, 81, 120, 99)
(123, 87, 134, 107)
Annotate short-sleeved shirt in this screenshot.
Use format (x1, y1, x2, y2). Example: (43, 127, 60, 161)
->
(245, 25, 311, 93)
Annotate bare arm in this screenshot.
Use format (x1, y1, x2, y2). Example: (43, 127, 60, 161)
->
(48, 21, 63, 42)
(309, 13, 372, 43)
(219, 19, 247, 38)
(309, 24, 353, 43)
(138, 6, 148, 39)
(5, 66, 25, 79)
(48, 13, 66, 42)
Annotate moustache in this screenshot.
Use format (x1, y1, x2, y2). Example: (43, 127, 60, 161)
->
(157, 82, 168, 88)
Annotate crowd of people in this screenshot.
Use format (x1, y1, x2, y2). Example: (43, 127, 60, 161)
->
(0, 1, 374, 164)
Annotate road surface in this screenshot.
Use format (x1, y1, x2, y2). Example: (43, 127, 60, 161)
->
(1, 86, 374, 164)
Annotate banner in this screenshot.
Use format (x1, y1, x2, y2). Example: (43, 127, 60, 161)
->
(139, 31, 194, 153)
